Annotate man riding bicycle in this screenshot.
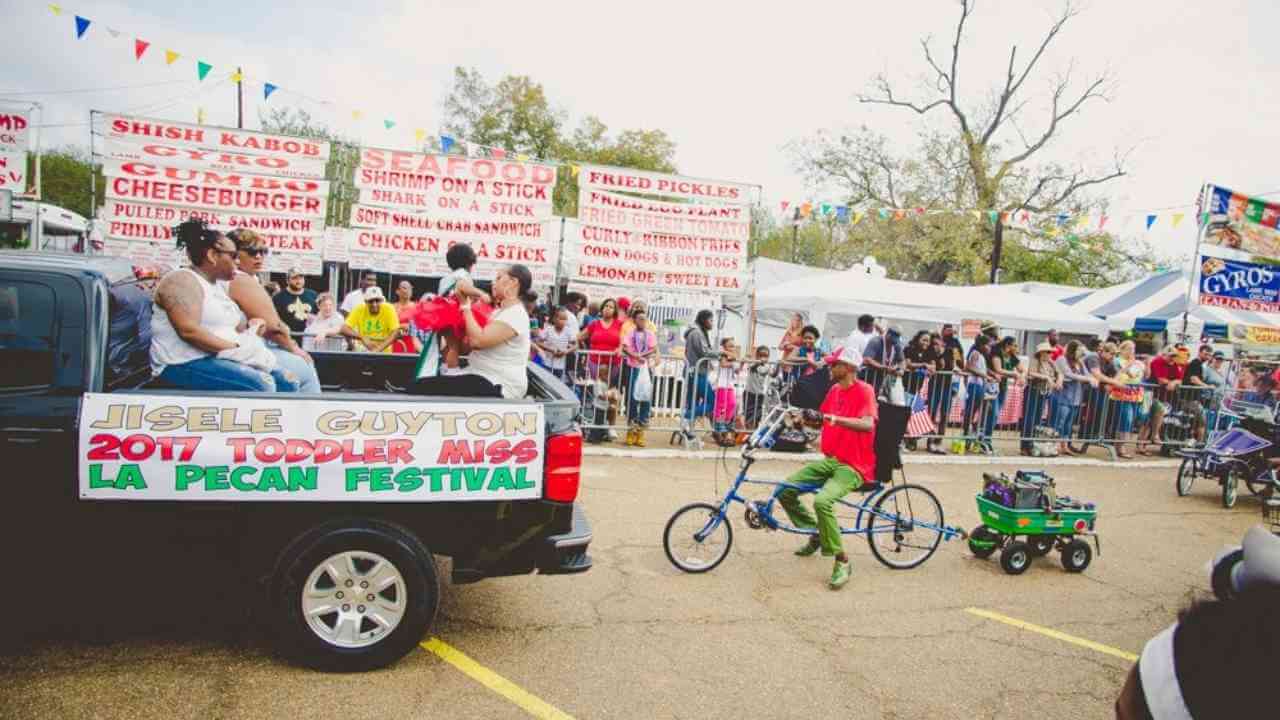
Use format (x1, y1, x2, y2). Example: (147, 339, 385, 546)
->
(778, 346, 878, 589)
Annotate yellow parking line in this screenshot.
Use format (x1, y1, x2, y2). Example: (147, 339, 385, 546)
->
(420, 637, 576, 720)
(965, 608, 1138, 663)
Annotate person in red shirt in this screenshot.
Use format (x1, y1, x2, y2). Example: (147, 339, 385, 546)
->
(1141, 344, 1186, 455)
(776, 346, 877, 589)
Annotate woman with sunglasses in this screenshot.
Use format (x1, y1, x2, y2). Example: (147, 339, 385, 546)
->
(225, 229, 322, 393)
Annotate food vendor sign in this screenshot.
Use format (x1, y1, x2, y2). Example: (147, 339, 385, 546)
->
(1201, 184, 1280, 259)
(1196, 255, 1280, 315)
(79, 394, 545, 502)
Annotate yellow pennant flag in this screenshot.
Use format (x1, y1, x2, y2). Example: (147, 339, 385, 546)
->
(196, 107, 206, 124)
(49, 4, 62, 15)
(413, 128, 426, 143)
(1075, 215, 1089, 229)
(230, 70, 243, 83)
(570, 165, 581, 178)
(852, 211, 864, 226)
(970, 210, 981, 220)
(351, 110, 362, 120)
(1172, 212, 1186, 228)
(516, 153, 529, 162)
(164, 50, 179, 65)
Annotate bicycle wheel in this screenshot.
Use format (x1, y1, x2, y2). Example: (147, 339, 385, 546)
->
(663, 502, 733, 573)
(866, 484, 945, 570)
(1176, 457, 1196, 497)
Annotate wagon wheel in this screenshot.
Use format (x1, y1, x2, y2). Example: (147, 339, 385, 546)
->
(1028, 535, 1055, 557)
(967, 526, 1000, 560)
(1000, 541, 1032, 575)
(1176, 457, 1196, 497)
(1060, 539, 1093, 573)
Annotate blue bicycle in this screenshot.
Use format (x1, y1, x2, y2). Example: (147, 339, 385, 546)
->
(663, 401, 966, 573)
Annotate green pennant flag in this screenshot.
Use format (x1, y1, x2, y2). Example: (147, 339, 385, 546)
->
(988, 210, 998, 224)
(384, 119, 395, 130)
(197, 61, 212, 81)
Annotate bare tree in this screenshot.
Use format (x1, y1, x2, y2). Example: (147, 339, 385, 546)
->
(855, 0, 1128, 281)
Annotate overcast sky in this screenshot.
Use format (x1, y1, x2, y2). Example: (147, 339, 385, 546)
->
(3, 0, 1279, 263)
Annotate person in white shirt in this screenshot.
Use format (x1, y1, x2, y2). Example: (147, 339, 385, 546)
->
(844, 314, 878, 357)
(535, 307, 577, 380)
(340, 273, 380, 315)
(411, 264, 533, 399)
(303, 293, 348, 351)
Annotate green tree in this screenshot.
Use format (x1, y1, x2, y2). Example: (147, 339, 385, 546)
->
(441, 68, 678, 216)
(28, 146, 103, 221)
(795, 0, 1145, 287)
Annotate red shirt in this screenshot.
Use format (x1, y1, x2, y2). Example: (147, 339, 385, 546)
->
(1050, 344, 1065, 362)
(820, 380, 878, 481)
(584, 318, 623, 352)
(1149, 355, 1184, 383)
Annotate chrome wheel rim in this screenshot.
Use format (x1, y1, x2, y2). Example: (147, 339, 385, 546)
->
(301, 551, 407, 649)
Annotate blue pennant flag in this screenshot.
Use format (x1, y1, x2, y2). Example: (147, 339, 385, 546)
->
(263, 83, 278, 100)
(441, 135, 456, 153)
(74, 15, 91, 38)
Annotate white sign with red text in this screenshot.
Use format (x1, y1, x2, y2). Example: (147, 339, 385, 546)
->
(102, 113, 330, 161)
(0, 150, 25, 192)
(104, 170, 328, 218)
(101, 138, 327, 180)
(577, 164, 755, 205)
(578, 188, 749, 240)
(101, 158, 330, 198)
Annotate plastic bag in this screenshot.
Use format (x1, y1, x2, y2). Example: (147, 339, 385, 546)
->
(633, 366, 653, 403)
(881, 375, 907, 406)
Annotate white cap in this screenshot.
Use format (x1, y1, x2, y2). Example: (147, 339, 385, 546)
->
(830, 346, 863, 368)
(364, 287, 385, 301)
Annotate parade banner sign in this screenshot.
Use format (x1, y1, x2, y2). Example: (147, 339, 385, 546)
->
(1196, 255, 1280, 314)
(102, 113, 330, 161)
(78, 393, 545, 502)
(0, 110, 30, 192)
(101, 138, 327, 180)
(578, 164, 755, 205)
(350, 147, 559, 278)
(1202, 184, 1280, 259)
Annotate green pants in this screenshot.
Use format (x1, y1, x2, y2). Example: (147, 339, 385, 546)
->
(777, 457, 864, 556)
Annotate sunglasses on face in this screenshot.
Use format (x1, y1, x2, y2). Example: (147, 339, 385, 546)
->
(240, 247, 270, 258)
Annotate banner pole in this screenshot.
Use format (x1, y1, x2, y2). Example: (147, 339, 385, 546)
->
(1185, 182, 1211, 340)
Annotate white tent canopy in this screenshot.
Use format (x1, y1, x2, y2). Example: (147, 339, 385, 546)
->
(1060, 269, 1275, 338)
(757, 269, 1109, 337)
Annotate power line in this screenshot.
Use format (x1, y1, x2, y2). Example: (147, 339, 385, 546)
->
(33, 77, 231, 129)
(0, 78, 201, 96)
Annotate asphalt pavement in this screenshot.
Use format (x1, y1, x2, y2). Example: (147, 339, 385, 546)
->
(0, 457, 1261, 720)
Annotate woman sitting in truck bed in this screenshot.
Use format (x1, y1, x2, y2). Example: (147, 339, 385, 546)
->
(150, 220, 289, 392)
(411, 263, 533, 399)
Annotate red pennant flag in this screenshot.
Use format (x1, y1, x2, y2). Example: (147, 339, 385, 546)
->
(491, 148, 506, 159)
(1099, 215, 1109, 230)
(781, 201, 790, 213)
(134, 38, 150, 61)
(914, 207, 925, 216)
(1021, 211, 1030, 223)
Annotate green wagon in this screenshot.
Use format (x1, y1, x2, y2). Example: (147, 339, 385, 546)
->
(968, 494, 1100, 575)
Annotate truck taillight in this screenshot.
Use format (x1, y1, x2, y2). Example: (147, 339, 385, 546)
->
(544, 432, 582, 503)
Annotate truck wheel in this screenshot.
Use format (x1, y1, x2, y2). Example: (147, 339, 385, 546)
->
(272, 519, 439, 672)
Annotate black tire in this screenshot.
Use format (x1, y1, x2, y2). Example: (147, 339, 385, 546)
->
(271, 518, 439, 673)
(1000, 541, 1032, 575)
(1028, 535, 1055, 557)
(866, 484, 945, 570)
(1176, 457, 1195, 497)
(968, 525, 1001, 559)
(663, 502, 733, 573)
(1060, 539, 1093, 573)
(1211, 548, 1244, 600)
(1245, 466, 1273, 497)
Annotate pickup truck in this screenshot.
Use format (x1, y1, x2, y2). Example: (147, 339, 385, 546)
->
(0, 251, 591, 672)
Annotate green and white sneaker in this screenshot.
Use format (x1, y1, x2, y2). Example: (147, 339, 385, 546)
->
(794, 537, 821, 557)
(829, 560, 852, 589)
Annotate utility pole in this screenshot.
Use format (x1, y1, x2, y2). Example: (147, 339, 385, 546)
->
(989, 213, 1004, 284)
(790, 208, 800, 263)
(235, 66, 244, 129)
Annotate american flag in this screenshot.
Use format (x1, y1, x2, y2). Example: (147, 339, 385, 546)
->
(905, 379, 937, 437)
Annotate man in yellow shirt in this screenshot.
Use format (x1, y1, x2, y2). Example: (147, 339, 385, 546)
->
(339, 287, 401, 352)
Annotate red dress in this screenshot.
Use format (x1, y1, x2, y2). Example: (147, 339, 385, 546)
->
(412, 295, 492, 336)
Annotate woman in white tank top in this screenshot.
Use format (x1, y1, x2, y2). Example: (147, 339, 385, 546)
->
(149, 221, 279, 392)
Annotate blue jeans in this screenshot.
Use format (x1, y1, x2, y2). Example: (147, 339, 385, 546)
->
(1020, 387, 1049, 451)
(1055, 402, 1081, 440)
(683, 368, 712, 425)
(270, 346, 321, 393)
(159, 356, 276, 392)
(628, 368, 652, 426)
(963, 383, 989, 441)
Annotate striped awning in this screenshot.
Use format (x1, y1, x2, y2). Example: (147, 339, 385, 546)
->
(1062, 269, 1276, 331)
